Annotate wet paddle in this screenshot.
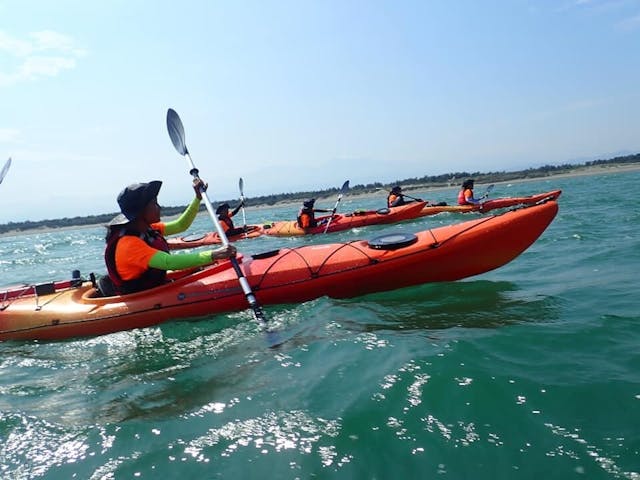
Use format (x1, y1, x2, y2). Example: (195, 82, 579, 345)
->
(323, 180, 350, 233)
(238, 177, 248, 235)
(166, 108, 269, 328)
(0, 157, 12, 184)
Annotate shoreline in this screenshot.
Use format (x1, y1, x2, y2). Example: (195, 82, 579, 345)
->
(2, 163, 639, 237)
(251, 162, 640, 209)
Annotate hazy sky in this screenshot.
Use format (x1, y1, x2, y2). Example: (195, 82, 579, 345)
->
(2, 0, 639, 223)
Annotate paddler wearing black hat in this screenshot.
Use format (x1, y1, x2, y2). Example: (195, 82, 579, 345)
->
(387, 185, 424, 208)
(216, 200, 245, 236)
(297, 198, 332, 230)
(102, 179, 235, 295)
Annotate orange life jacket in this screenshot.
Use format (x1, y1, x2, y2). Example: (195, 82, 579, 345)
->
(387, 193, 404, 208)
(458, 188, 474, 205)
(297, 207, 316, 228)
(218, 215, 235, 232)
(105, 227, 169, 294)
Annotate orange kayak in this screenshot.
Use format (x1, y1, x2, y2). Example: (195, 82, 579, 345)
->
(168, 224, 264, 249)
(0, 199, 559, 341)
(264, 201, 426, 236)
(420, 189, 562, 216)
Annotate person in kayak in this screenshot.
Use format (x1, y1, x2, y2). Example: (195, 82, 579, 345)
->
(103, 180, 236, 295)
(216, 201, 246, 236)
(387, 186, 423, 207)
(458, 179, 482, 206)
(297, 199, 332, 229)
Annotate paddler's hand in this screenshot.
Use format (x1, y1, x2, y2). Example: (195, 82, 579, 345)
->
(193, 178, 208, 199)
(211, 244, 236, 261)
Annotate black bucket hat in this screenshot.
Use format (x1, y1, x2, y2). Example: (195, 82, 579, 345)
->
(107, 181, 162, 226)
(462, 179, 475, 189)
(303, 198, 315, 208)
(391, 185, 402, 194)
(216, 203, 230, 215)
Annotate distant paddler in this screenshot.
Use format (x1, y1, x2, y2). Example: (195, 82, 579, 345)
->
(458, 179, 494, 206)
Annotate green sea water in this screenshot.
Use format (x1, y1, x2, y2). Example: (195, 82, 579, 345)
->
(1, 171, 638, 479)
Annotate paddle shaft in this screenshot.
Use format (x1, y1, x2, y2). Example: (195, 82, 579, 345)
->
(401, 192, 421, 202)
(381, 187, 421, 202)
(323, 180, 349, 234)
(166, 108, 268, 327)
(323, 194, 343, 234)
(184, 158, 264, 315)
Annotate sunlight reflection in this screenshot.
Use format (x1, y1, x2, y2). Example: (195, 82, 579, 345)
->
(176, 410, 342, 464)
(544, 422, 637, 478)
(1, 413, 91, 477)
(354, 332, 390, 350)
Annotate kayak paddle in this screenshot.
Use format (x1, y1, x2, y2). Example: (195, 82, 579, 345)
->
(323, 180, 349, 234)
(239, 177, 248, 235)
(166, 108, 269, 328)
(378, 187, 423, 203)
(0, 157, 12, 184)
(400, 192, 423, 202)
(480, 184, 495, 200)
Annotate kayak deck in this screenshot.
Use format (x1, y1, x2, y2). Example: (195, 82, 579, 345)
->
(0, 199, 559, 341)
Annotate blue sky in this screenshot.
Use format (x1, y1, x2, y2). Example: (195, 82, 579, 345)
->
(2, 0, 639, 223)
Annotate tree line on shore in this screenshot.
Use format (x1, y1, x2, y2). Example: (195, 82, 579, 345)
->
(1, 153, 638, 234)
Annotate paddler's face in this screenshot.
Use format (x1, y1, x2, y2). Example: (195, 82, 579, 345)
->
(141, 197, 161, 224)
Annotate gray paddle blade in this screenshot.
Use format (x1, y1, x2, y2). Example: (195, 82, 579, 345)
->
(0, 157, 11, 184)
(166, 108, 188, 156)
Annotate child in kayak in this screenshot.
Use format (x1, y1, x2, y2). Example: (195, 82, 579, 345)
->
(458, 179, 482, 205)
(102, 180, 235, 295)
(297, 199, 332, 229)
(216, 201, 245, 236)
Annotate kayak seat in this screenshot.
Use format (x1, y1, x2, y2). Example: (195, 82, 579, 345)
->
(96, 275, 117, 297)
(376, 208, 390, 215)
(92, 268, 203, 298)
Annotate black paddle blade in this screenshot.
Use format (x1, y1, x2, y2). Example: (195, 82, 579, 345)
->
(0, 157, 11, 184)
(341, 180, 350, 193)
(239, 177, 244, 196)
(166, 108, 188, 156)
